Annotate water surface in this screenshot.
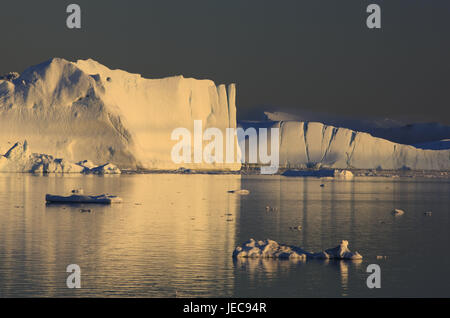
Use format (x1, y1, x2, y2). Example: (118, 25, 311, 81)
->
(0, 174, 449, 297)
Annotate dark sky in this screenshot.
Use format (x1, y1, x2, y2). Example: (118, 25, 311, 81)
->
(1, 0, 449, 124)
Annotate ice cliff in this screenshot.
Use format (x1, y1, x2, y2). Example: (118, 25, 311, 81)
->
(239, 121, 450, 170)
(0, 58, 240, 171)
(1, 58, 448, 173)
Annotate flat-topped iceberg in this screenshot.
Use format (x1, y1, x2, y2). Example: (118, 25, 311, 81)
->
(239, 121, 450, 171)
(232, 239, 362, 260)
(46, 193, 122, 204)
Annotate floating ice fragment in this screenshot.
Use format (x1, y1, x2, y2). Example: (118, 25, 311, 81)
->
(228, 189, 250, 195)
(282, 169, 354, 179)
(46, 193, 122, 204)
(233, 239, 362, 260)
(392, 209, 405, 216)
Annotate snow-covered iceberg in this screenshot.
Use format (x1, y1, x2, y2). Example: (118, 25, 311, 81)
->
(239, 121, 450, 171)
(233, 239, 362, 260)
(0, 58, 240, 172)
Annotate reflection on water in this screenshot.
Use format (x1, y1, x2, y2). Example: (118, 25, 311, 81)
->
(0, 174, 449, 297)
(0, 174, 240, 297)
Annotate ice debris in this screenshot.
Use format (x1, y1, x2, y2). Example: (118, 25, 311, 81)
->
(233, 239, 362, 260)
(392, 209, 405, 216)
(46, 193, 122, 204)
(228, 189, 250, 195)
(282, 169, 353, 179)
(0, 141, 120, 174)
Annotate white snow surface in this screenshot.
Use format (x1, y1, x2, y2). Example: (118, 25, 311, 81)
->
(0, 58, 240, 171)
(243, 121, 450, 170)
(233, 239, 362, 260)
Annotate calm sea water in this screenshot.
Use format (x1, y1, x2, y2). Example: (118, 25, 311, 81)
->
(0, 173, 449, 297)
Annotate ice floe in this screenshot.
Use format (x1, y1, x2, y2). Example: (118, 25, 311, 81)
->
(46, 192, 122, 204)
(228, 189, 250, 195)
(392, 209, 405, 216)
(282, 169, 353, 179)
(233, 239, 362, 260)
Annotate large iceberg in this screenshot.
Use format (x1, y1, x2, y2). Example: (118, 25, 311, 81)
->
(0, 58, 240, 172)
(239, 121, 450, 171)
(1, 58, 448, 173)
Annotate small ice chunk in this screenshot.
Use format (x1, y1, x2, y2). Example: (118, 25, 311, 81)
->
(334, 170, 354, 179)
(228, 189, 250, 195)
(321, 240, 362, 260)
(392, 209, 405, 216)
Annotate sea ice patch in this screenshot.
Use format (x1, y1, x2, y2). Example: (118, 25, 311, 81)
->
(233, 239, 362, 260)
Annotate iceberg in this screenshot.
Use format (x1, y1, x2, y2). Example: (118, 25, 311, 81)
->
(1, 58, 448, 173)
(233, 239, 362, 260)
(239, 121, 450, 171)
(45, 193, 122, 204)
(0, 58, 240, 172)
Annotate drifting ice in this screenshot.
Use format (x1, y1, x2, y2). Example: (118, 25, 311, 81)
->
(228, 189, 250, 195)
(233, 239, 362, 260)
(392, 209, 405, 216)
(46, 193, 122, 204)
(282, 169, 353, 179)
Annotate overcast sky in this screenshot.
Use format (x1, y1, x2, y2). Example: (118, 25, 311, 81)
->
(1, 0, 449, 124)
